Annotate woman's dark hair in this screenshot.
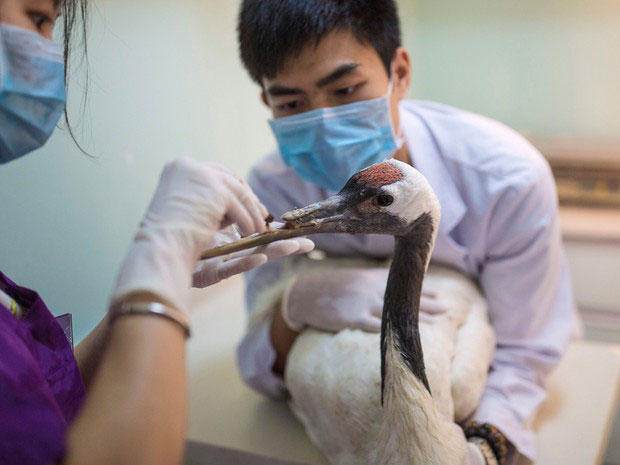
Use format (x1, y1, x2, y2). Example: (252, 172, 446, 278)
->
(59, 0, 89, 153)
(238, 0, 401, 85)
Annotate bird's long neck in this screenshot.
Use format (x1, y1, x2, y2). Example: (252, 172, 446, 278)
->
(375, 210, 466, 465)
(380, 212, 435, 403)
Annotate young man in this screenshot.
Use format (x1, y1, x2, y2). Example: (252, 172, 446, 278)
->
(235, 1, 579, 464)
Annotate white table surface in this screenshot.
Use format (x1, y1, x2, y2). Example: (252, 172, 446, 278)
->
(186, 276, 620, 465)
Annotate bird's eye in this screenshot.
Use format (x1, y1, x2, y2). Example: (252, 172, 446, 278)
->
(374, 194, 394, 207)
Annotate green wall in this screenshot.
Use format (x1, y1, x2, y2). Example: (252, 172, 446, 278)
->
(0, 0, 617, 342)
(399, 0, 620, 138)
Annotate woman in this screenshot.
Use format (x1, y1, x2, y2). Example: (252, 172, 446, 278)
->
(0, 1, 313, 464)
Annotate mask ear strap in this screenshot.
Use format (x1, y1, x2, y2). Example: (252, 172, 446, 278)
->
(394, 127, 405, 149)
(386, 65, 404, 149)
(387, 78, 394, 97)
(386, 59, 399, 97)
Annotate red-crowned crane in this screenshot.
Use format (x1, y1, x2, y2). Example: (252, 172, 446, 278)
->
(211, 159, 495, 464)
(277, 159, 494, 465)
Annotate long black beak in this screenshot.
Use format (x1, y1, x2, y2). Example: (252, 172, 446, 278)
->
(200, 193, 350, 260)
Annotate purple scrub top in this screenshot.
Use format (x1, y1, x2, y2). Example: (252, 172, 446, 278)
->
(0, 271, 86, 465)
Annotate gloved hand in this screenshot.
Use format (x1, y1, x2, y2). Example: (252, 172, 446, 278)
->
(111, 157, 270, 315)
(193, 225, 314, 288)
(281, 267, 449, 332)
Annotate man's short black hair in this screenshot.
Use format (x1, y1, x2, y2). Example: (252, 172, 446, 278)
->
(238, 0, 402, 85)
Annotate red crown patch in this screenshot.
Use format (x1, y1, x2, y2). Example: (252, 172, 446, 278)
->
(352, 162, 403, 188)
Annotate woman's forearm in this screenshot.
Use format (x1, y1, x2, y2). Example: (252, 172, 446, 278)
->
(65, 312, 187, 465)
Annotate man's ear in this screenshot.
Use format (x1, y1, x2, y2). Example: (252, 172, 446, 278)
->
(392, 47, 411, 100)
(260, 89, 270, 107)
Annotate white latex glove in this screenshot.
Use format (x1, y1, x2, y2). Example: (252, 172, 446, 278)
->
(281, 267, 449, 332)
(111, 157, 269, 315)
(193, 225, 314, 288)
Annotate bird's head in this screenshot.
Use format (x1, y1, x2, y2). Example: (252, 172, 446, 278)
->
(282, 159, 440, 237)
(199, 159, 441, 262)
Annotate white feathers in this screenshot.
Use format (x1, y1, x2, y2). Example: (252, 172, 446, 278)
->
(382, 159, 442, 232)
(282, 262, 495, 465)
(373, 334, 468, 465)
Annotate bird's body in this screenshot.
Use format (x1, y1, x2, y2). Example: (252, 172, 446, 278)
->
(285, 263, 493, 465)
(251, 159, 495, 464)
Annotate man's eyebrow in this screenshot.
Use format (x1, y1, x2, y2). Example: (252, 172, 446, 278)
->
(315, 63, 360, 88)
(265, 85, 305, 97)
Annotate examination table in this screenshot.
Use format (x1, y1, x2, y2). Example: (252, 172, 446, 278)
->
(184, 276, 620, 465)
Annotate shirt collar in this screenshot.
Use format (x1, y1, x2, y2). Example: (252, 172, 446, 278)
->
(399, 104, 466, 235)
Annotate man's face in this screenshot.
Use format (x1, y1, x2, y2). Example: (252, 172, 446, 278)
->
(0, 0, 60, 40)
(261, 29, 410, 137)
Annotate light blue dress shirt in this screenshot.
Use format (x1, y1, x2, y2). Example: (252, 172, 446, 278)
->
(237, 100, 580, 462)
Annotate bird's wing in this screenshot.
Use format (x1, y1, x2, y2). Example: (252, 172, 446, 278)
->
(286, 323, 473, 465)
(450, 294, 495, 421)
(423, 265, 496, 421)
(286, 329, 383, 465)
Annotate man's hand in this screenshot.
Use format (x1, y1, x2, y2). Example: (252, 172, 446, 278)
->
(281, 267, 450, 332)
(281, 268, 385, 332)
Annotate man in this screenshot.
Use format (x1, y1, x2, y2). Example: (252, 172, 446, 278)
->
(235, 1, 580, 464)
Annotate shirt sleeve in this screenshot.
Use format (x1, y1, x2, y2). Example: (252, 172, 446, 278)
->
(474, 163, 578, 461)
(236, 259, 290, 399)
(0, 314, 68, 465)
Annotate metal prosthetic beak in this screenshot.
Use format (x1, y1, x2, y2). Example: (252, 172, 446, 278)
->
(200, 193, 351, 261)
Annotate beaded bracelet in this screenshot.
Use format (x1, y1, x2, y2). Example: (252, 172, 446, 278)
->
(464, 421, 508, 465)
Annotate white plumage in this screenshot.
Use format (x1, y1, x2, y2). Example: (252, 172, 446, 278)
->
(283, 262, 495, 465)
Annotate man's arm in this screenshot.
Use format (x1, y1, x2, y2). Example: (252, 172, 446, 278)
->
(237, 258, 294, 398)
(270, 301, 300, 375)
(475, 164, 577, 462)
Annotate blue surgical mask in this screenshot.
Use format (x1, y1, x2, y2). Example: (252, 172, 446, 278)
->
(0, 24, 66, 164)
(269, 83, 402, 192)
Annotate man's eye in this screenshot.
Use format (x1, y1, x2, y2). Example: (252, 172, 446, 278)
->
(335, 85, 358, 96)
(277, 101, 300, 111)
